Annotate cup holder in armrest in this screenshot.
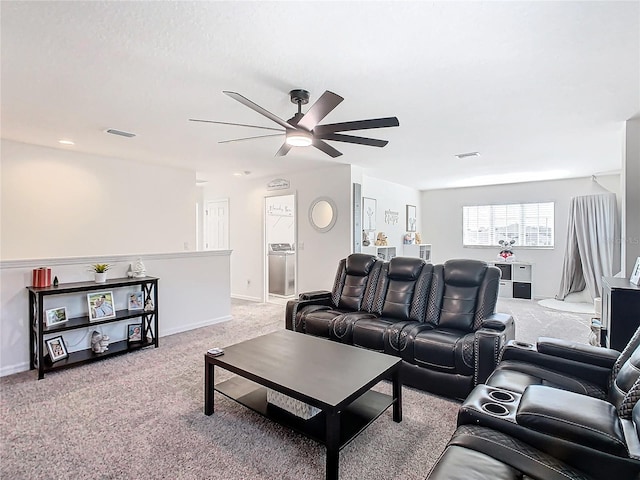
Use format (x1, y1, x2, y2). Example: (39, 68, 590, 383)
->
(481, 402, 510, 416)
(488, 390, 516, 403)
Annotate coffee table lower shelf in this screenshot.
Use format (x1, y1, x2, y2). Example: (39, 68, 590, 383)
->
(215, 376, 395, 450)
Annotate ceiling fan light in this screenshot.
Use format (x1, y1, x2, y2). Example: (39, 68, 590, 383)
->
(286, 131, 312, 147)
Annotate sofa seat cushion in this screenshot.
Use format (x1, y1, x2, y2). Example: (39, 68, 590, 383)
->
(300, 308, 345, 338)
(409, 328, 470, 373)
(427, 445, 522, 480)
(486, 360, 607, 399)
(331, 311, 377, 343)
(352, 317, 397, 352)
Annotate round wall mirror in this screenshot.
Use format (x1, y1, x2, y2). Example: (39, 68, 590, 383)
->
(309, 197, 337, 233)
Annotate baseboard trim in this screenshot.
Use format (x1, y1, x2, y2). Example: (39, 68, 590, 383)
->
(161, 315, 232, 337)
(231, 294, 262, 302)
(0, 361, 31, 378)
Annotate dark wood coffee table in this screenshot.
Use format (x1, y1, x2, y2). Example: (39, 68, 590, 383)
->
(204, 329, 402, 480)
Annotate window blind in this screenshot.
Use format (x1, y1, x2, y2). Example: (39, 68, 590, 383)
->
(463, 202, 554, 247)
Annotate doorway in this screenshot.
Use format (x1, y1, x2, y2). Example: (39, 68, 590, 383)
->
(264, 194, 296, 304)
(205, 199, 229, 250)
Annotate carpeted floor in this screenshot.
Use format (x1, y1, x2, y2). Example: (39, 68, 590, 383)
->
(0, 298, 593, 479)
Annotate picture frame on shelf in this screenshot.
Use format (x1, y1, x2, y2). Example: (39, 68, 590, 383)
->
(45, 306, 68, 327)
(45, 336, 68, 362)
(406, 204, 417, 232)
(127, 291, 144, 310)
(363, 197, 377, 231)
(87, 291, 116, 322)
(630, 257, 640, 286)
(127, 323, 143, 345)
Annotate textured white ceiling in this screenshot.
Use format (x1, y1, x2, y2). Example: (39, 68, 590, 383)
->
(1, 1, 638, 190)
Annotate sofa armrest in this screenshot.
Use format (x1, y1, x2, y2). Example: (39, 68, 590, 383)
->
(517, 385, 627, 457)
(480, 312, 514, 332)
(500, 340, 615, 390)
(285, 295, 333, 331)
(298, 290, 331, 301)
(473, 313, 516, 385)
(536, 337, 619, 369)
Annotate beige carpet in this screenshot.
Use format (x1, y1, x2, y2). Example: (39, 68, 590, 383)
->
(0, 297, 593, 479)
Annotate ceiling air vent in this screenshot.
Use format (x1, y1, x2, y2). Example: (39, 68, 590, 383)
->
(106, 129, 136, 138)
(455, 152, 480, 159)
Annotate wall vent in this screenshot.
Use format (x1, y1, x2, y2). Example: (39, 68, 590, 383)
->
(106, 129, 136, 138)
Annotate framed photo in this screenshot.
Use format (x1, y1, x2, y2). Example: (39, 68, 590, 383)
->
(45, 336, 68, 362)
(45, 307, 68, 327)
(127, 291, 144, 310)
(127, 323, 142, 344)
(406, 205, 417, 232)
(363, 197, 377, 231)
(630, 257, 640, 286)
(87, 291, 116, 322)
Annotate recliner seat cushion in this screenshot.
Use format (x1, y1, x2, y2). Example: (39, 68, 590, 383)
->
(352, 317, 396, 351)
(410, 328, 473, 373)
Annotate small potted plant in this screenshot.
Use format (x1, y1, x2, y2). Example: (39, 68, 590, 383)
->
(91, 263, 110, 283)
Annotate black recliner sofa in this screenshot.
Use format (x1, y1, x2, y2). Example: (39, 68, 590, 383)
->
(285, 253, 515, 399)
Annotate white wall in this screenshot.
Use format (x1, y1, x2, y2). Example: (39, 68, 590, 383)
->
(1, 140, 197, 259)
(0, 251, 231, 376)
(203, 164, 352, 301)
(421, 175, 621, 298)
(361, 175, 422, 250)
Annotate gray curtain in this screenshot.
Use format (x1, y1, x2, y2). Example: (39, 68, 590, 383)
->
(557, 192, 617, 301)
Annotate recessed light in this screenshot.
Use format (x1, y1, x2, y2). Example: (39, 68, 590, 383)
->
(455, 152, 480, 159)
(233, 172, 243, 177)
(233, 171, 252, 177)
(58, 139, 75, 145)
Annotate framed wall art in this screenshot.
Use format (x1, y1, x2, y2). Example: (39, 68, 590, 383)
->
(363, 197, 377, 231)
(406, 205, 417, 232)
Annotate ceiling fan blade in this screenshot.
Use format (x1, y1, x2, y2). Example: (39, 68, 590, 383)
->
(314, 117, 400, 135)
(223, 91, 295, 130)
(312, 139, 343, 158)
(189, 119, 284, 132)
(317, 133, 388, 148)
(275, 143, 292, 157)
(219, 133, 284, 144)
(297, 91, 344, 131)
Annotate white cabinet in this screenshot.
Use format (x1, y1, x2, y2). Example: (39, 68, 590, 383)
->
(403, 244, 432, 262)
(362, 246, 397, 260)
(491, 262, 533, 299)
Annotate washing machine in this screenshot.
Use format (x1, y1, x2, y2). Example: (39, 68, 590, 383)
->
(268, 243, 296, 296)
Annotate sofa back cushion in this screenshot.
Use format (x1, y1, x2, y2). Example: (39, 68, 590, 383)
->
(331, 254, 382, 311)
(426, 259, 500, 331)
(610, 341, 640, 415)
(372, 257, 433, 321)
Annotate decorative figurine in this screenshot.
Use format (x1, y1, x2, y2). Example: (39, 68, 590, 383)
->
(362, 230, 370, 247)
(375, 232, 388, 246)
(415, 232, 422, 244)
(91, 331, 110, 353)
(53, 276, 59, 287)
(144, 298, 154, 311)
(497, 239, 516, 262)
(132, 258, 146, 278)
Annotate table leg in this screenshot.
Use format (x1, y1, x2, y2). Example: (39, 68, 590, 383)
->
(204, 357, 215, 415)
(392, 368, 402, 423)
(325, 410, 340, 480)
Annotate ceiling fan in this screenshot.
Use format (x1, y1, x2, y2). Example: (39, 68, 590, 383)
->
(189, 89, 399, 158)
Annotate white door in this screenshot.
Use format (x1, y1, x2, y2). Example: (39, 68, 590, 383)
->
(205, 199, 229, 249)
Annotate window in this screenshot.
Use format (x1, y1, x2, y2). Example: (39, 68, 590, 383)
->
(463, 202, 554, 247)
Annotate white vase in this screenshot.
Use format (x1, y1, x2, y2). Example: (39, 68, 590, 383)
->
(94, 272, 107, 283)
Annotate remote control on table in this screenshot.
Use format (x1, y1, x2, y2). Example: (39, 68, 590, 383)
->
(207, 347, 224, 356)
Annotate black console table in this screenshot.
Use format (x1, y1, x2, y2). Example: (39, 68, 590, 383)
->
(601, 277, 640, 351)
(28, 276, 159, 379)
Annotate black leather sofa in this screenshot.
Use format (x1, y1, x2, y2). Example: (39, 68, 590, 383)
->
(285, 253, 515, 399)
(426, 327, 640, 479)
